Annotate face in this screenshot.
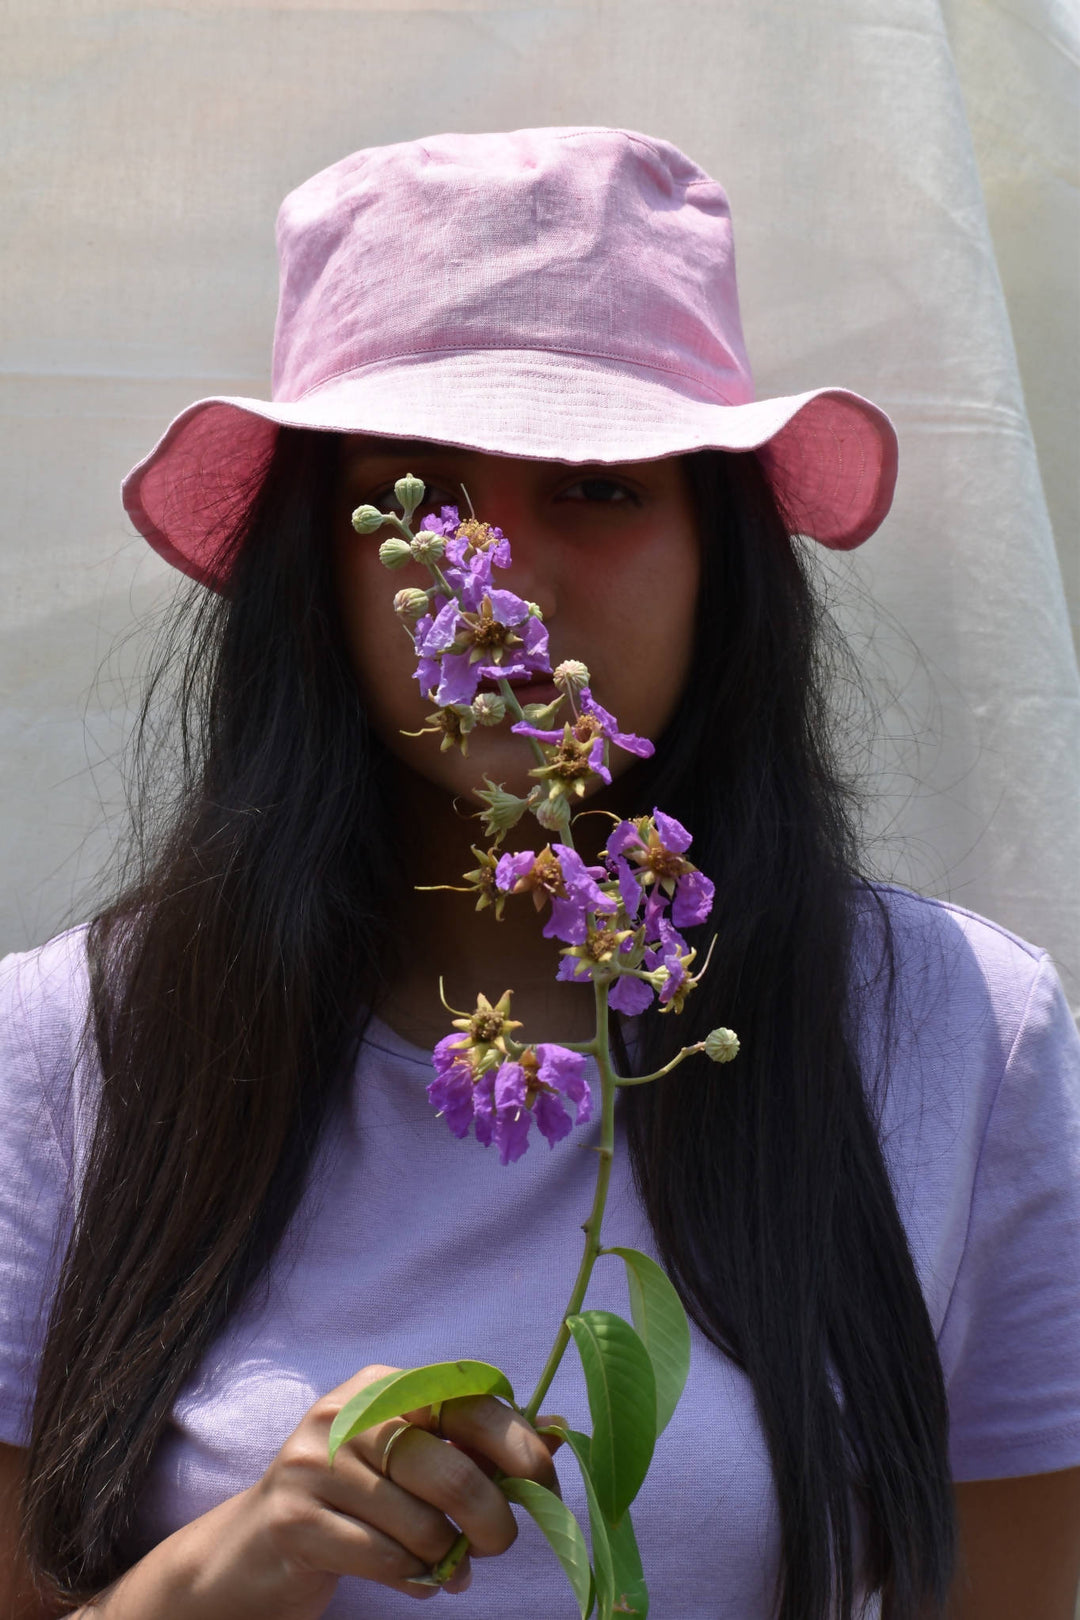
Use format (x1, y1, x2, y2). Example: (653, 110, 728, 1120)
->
(331, 437, 702, 806)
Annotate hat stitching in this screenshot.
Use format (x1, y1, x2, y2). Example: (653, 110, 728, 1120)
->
(292, 344, 740, 408)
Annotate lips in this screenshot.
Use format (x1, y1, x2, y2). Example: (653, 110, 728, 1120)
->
(476, 675, 559, 705)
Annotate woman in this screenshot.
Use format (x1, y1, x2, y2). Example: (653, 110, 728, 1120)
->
(1, 127, 1078, 1619)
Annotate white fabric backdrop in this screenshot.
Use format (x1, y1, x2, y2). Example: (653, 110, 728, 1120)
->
(3, 0, 1078, 1014)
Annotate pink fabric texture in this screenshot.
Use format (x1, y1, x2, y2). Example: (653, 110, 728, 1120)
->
(121, 126, 899, 588)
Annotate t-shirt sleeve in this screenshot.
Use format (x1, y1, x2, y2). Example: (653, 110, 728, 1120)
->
(939, 953, 1080, 1480)
(0, 937, 84, 1448)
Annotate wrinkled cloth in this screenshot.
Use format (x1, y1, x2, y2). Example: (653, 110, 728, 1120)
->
(2, 884, 1079, 1617)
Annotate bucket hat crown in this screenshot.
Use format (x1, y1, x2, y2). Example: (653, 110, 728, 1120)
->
(122, 125, 898, 586)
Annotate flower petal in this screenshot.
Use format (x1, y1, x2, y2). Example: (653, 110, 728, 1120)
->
(543, 895, 590, 944)
(613, 855, 642, 919)
(485, 588, 531, 625)
(652, 808, 693, 854)
(536, 1044, 589, 1106)
(671, 869, 715, 928)
(606, 820, 644, 858)
(532, 1090, 574, 1147)
(471, 1067, 496, 1147)
(435, 651, 481, 707)
(495, 850, 537, 891)
(426, 1063, 475, 1138)
(422, 597, 463, 656)
(608, 974, 655, 1016)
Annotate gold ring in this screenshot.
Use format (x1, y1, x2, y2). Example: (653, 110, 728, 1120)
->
(379, 1419, 414, 1478)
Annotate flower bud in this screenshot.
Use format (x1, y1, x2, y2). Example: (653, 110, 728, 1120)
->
(525, 601, 545, 619)
(393, 587, 432, 620)
(378, 537, 414, 570)
(394, 473, 426, 520)
(471, 693, 507, 727)
(533, 791, 571, 832)
(411, 530, 447, 563)
(553, 659, 590, 696)
(352, 504, 389, 534)
(704, 1027, 740, 1064)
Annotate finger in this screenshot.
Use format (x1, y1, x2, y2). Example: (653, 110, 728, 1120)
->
(289, 1499, 444, 1600)
(323, 1363, 406, 1410)
(350, 1420, 519, 1558)
(320, 1441, 464, 1569)
(535, 1413, 568, 1456)
(431, 1396, 562, 1494)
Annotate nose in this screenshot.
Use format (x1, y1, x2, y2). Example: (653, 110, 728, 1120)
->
(455, 474, 557, 621)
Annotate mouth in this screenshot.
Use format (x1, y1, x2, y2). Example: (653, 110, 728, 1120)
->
(477, 675, 559, 707)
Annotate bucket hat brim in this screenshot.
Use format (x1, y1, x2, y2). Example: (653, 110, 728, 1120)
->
(122, 348, 898, 589)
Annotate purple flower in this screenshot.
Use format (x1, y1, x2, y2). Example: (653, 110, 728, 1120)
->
(413, 591, 550, 709)
(427, 1040, 592, 1163)
(605, 809, 714, 930)
(645, 918, 692, 1007)
(417, 504, 462, 535)
(512, 687, 653, 787)
(495, 844, 616, 945)
(474, 612, 550, 684)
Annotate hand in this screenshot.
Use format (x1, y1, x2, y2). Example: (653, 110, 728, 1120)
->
(161, 1363, 565, 1620)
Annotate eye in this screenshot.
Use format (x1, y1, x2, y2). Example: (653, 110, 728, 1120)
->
(559, 478, 640, 506)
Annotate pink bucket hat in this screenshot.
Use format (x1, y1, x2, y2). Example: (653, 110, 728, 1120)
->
(122, 126, 898, 588)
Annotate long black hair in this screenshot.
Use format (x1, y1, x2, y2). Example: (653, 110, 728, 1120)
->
(21, 426, 955, 1617)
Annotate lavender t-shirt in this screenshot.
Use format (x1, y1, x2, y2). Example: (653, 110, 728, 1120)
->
(2, 885, 1079, 1618)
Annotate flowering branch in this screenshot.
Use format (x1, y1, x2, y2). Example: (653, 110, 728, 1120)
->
(329, 475, 740, 1617)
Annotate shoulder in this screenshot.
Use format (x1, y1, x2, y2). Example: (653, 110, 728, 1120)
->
(848, 881, 1066, 1077)
(0, 922, 93, 1063)
(0, 923, 96, 1157)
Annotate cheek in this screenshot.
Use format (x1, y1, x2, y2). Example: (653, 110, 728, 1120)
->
(333, 540, 429, 726)
(598, 528, 700, 727)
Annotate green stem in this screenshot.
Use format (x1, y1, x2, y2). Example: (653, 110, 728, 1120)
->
(522, 975, 617, 1425)
(612, 1043, 702, 1086)
(497, 677, 550, 772)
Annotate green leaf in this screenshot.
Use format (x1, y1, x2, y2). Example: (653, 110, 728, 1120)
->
(554, 1426, 650, 1619)
(565, 1311, 656, 1525)
(606, 1502, 649, 1617)
(556, 1429, 617, 1620)
(328, 1361, 515, 1463)
(602, 1247, 691, 1436)
(500, 1477, 593, 1620)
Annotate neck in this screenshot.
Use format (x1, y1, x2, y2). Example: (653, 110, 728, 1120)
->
(375, 761, 634, 1052)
